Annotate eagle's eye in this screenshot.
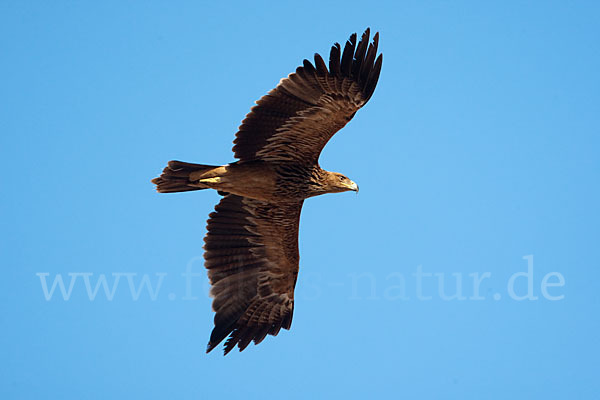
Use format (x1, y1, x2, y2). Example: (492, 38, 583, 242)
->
(339, 176, 346, 181)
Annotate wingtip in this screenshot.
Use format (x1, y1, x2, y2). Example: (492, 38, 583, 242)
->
(361, 27, 371, 43)
(206, 342, 215, 354)
(206, 334, 237, 356)
(347, 32, 357, 48)
(372, 32, 380, 51)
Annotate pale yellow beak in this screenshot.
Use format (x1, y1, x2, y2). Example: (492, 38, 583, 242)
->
(349, 180, 359, 192)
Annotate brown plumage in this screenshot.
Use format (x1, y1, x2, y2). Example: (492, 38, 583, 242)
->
(152, 28, 383, 355)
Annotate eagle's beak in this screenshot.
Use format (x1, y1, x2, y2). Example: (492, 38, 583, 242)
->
(349, 180, 359, 193)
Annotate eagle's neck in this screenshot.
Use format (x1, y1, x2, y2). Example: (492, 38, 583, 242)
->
(274, 164, 329, 199)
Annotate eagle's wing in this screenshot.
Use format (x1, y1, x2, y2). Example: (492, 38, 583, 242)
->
(204, 194, 303, 354)
(233, 28, 383, 165)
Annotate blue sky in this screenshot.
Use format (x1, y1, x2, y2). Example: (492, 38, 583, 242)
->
(1, 1, 599, 399)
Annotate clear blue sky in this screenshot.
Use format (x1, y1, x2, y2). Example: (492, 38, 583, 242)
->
(1, 1, 599, 399)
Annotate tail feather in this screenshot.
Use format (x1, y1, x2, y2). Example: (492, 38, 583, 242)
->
(152, 160, 217, 193)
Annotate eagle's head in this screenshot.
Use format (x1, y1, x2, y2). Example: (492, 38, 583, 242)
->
(324, 171, 359, 194)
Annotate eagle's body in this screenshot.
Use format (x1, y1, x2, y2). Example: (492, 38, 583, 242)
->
(152, 29, 382, 355)
(181, 161, 354, 201)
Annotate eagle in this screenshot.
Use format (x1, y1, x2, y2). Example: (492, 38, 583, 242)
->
(152, 28, 382, 355)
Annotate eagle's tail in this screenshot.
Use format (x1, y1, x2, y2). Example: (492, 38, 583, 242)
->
(152, 160, 218, 193)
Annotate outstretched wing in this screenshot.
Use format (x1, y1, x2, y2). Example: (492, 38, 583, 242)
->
(233, 28, 383, 165)
(204, 194, 303, 355)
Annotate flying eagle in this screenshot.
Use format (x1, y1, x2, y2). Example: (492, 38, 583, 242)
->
(152, 28, 382, 355)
